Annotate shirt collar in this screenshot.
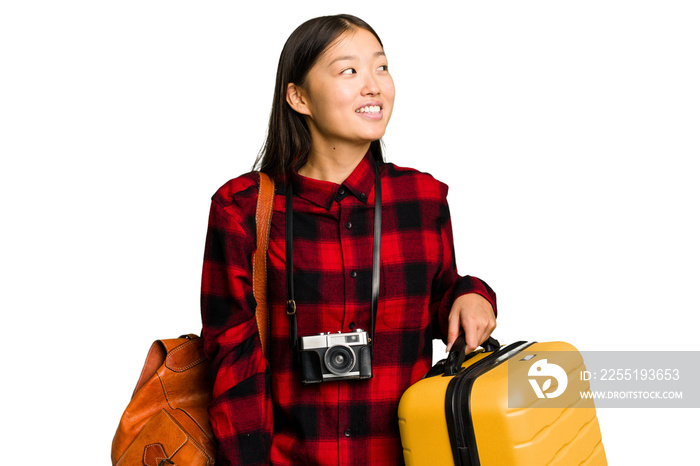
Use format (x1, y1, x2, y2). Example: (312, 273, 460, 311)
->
(290, 150, 377, 211)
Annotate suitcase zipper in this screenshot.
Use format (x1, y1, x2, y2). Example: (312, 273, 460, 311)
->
(444, 341, 535, 466)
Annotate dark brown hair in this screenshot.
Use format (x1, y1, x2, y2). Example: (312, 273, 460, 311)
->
(253, 14, 385, 179)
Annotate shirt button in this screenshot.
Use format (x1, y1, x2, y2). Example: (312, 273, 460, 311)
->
(345, 221, 352, 229)
(344, 429, 352, 437)
(360, 192, 366, 199)
(338, 187, 346, 195)
(349, 321, 356, 330)
(350, 270, 357, 278)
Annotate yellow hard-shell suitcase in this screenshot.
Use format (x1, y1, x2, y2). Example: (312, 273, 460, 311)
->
(398, 336, 606, 465)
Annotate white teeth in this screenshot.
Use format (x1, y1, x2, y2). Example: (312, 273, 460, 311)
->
(356, 105, 381, 114)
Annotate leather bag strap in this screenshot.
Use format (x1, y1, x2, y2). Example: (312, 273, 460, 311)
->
(253, 172, 275, 358)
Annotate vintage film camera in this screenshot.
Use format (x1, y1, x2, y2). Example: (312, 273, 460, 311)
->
(299, 329, 373, 383)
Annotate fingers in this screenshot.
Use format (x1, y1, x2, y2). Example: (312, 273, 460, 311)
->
(463, 310, 496, 353)
(445, 307, 462, 353)
(446, 293, 496, 354)
(464, 314, 479, 354)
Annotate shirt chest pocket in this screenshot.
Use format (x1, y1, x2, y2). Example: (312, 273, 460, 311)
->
(379, 264, 432, 330)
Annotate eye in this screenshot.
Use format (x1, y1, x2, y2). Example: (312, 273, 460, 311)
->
(340, 68, 356, 75)
(377, 65, 389, 72)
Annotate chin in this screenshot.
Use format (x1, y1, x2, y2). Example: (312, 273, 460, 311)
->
(359, 128, 388, 143)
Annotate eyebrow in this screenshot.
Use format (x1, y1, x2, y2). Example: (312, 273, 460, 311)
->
(328, 51, 386, 66)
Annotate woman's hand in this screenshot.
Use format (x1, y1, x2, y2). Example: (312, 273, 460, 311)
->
(445, 293, 496, 354)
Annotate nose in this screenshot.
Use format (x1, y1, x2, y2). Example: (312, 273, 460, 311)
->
(362, 73, 380, 96)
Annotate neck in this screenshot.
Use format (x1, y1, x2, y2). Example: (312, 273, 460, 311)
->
(298, 143, 371, 184)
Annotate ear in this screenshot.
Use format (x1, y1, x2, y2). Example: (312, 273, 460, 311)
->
(286, 83, 311, 116)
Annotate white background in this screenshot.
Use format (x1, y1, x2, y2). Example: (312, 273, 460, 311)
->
(2, 1, 698, 464)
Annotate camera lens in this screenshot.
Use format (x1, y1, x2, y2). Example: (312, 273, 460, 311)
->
(324, 345, 356, 375)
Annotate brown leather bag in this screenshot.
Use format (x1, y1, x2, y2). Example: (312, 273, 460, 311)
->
(111, 173, 275, 465)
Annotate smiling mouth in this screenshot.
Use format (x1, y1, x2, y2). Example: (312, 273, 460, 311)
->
(355, 105, 381, 114)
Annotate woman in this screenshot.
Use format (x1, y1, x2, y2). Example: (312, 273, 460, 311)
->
(201, 14, 496, 465)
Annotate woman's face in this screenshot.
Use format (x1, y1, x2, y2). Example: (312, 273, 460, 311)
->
(290, 28, 395, 153)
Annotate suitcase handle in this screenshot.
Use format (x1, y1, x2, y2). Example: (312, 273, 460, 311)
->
(444, 335, 501, 376)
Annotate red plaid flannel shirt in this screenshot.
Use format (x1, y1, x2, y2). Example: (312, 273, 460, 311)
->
(201, 152, 497, 465)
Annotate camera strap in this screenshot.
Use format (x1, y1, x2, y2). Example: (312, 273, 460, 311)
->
(286, 159, 382, 353)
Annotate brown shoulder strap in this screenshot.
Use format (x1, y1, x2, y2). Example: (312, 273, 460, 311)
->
(253, 172, 275, 358)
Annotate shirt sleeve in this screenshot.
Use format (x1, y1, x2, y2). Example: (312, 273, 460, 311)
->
(429, 186, 497, 341)
(200, 196, 272, 466)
